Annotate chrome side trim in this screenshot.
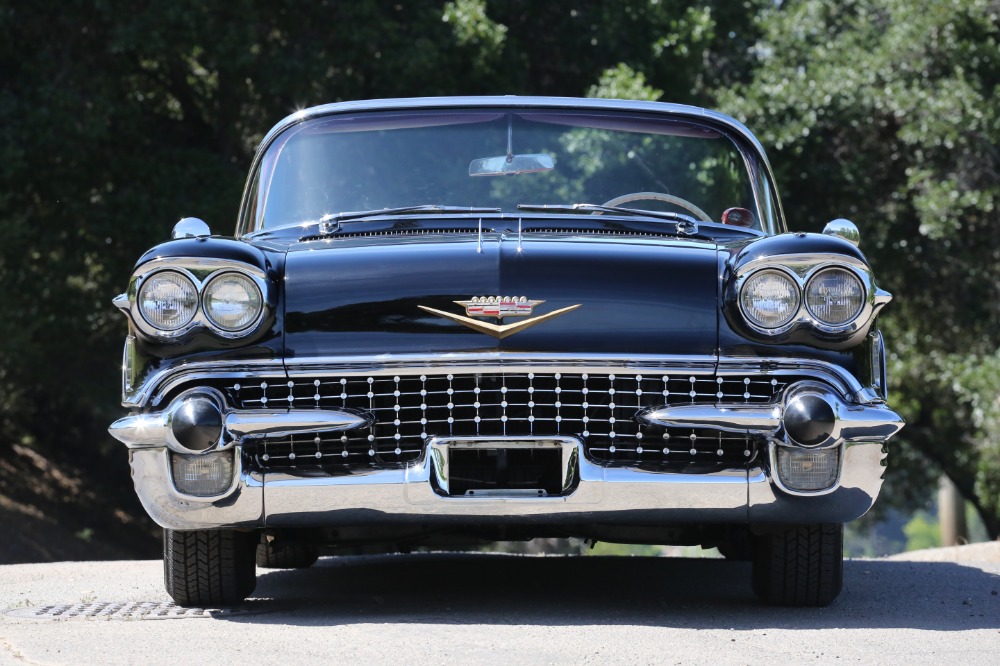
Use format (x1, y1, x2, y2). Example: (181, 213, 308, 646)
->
(775, 382, 902, 448)
(640, 404, 780, 433)
(121, 335, 137, 403)
(124, 353, 882, 409)
(638, 384, 902, 448)
(226, 409, 373, 440)
(110, 389, 370, 453)
(872, 330, 887, 400)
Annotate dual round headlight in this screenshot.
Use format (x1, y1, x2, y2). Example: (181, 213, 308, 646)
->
(138, 271, 199, 330)
(739, 267, 864, 331)
(138, 271, 262, 334)
(203, 273, 263, 331)
(740, 270, 800, 329)
(804, 268, 864, 326)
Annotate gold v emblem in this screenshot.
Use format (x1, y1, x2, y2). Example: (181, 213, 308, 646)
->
(418, 303, 582, 339)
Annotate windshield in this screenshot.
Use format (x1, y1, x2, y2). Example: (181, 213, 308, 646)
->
(248, 108, 772, 233)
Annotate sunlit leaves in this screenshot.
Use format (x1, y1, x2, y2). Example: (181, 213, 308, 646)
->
(587, 63, 663, 101)
(719, 0, 1000, 533)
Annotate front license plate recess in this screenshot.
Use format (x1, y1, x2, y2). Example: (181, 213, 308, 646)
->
(427, 437, 579, 498)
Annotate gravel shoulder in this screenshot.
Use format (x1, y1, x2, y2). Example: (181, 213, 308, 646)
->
(1, 551, 998, 665)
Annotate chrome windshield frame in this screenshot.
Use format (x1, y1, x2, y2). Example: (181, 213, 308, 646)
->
(236, 97, 786, 237)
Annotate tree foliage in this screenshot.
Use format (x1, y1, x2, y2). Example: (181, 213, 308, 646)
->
(0, 0, 763, 551)
(717, 0, 1000, 534)
(2, 0, 996, 551)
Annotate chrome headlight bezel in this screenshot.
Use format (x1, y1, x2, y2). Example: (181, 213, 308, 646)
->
(126, 258, 270, 340)
(732, 254, 884, 339)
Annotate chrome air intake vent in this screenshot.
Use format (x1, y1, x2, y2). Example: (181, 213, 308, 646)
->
(335, 228, 482, 239)
(300, 228, 487, 242)
(525, 228, 679, 238)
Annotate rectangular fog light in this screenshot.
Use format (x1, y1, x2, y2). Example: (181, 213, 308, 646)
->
(776, 447, 840, 492)
(170, 451, 235, 497)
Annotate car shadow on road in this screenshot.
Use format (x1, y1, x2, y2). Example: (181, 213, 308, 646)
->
(228, 552, 999, 630)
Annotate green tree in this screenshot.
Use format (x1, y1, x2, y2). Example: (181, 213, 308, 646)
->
(0, 0, 763, 557)
(717, 0, 1000, 536)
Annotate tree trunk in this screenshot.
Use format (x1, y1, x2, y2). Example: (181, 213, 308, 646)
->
(939, 475, 968, 547)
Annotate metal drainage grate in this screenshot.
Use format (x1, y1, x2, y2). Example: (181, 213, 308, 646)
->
(6, 601, 256, 621)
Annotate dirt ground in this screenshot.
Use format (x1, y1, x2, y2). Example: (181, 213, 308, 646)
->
(0, 443, 159, 564)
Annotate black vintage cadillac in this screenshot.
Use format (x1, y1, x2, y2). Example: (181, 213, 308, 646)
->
(110, 96, 902, 607)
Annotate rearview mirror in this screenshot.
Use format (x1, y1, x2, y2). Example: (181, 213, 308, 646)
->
(469, 153, 555, 177)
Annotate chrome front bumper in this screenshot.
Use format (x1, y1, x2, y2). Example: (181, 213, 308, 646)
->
(128, 438, 888, 531)
(115, 355, 902, 531)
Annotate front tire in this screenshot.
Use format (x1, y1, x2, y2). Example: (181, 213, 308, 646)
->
(163, 529, 257, 607)
(751, 523, 843, 607)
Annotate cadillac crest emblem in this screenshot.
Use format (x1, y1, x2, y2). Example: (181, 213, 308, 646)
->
(418, 295, 581, 339)
(459, 296, 542, 319)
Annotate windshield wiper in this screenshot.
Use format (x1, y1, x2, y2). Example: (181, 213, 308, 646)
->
(517, 203, 700, 236)
(317, 205, 501, 235)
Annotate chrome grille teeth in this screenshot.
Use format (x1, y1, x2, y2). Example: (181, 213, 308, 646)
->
(220, 372, 790, 471)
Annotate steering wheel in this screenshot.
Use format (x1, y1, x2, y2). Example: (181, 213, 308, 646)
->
(602, 192, 712, 222)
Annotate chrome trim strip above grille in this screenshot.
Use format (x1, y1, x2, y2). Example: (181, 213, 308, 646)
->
(123, 360, 287, 408)
(124, 353, 879, 409)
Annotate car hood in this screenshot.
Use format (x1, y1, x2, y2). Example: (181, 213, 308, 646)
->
(282, 234, 720, 360)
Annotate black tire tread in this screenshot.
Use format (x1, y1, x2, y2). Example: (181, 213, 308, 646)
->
(163, 529, 257, 607)
(751, 523, 843, 607)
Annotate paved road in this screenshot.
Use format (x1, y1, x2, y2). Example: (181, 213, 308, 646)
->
(1, 553, 998, 665)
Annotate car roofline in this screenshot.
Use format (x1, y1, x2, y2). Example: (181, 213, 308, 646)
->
(258, 96, 766, 163)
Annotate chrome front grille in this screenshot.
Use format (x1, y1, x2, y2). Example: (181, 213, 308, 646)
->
(210, 372, 792, 473)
